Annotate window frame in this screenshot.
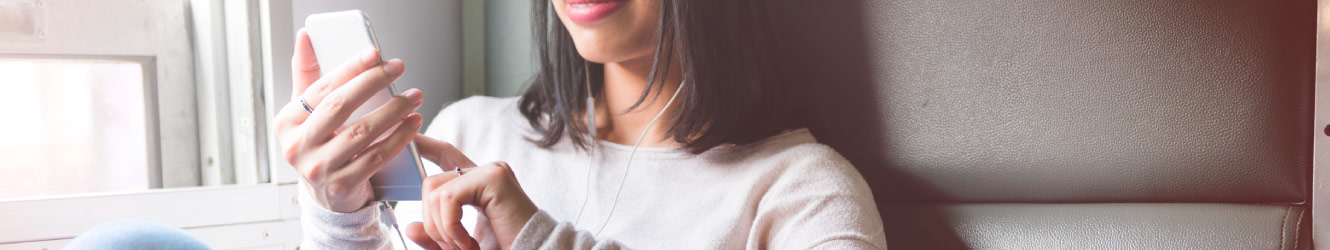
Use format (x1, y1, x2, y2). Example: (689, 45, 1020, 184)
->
(0, 0, 302, 248)
(0, 184, 300, 247)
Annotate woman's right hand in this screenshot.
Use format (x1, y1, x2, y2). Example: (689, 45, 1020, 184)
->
(274, 28, 422, 213)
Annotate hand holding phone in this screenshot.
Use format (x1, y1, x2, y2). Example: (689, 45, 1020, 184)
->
(273, 9, 425, 214)
(302, 10, 427, 201)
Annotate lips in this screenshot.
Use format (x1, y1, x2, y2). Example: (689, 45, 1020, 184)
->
(565, 0, 627, 24)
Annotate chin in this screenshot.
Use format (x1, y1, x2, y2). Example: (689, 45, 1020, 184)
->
(570, 38, 649, 64)
(555, 0, 659, 64)
(574, 47, 622, 64)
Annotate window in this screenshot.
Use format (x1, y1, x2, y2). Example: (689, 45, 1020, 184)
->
(0, 0, 301, 249)
(0, 58, 155, 198)
(3, 0, 471, 248)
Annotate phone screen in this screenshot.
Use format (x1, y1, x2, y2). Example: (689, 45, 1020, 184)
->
(305, 10, 425, 201)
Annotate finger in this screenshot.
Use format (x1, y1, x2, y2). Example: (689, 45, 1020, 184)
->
(274, 101, 316, 169)
(423, 172, 459, 249)
(273, 100, 303, 143)
(283, 29, 320, 126)
(433, 187, 465, 250)
(423, 193, 445, 243)
(303, 58, 407, 141)
(336, 113, 422, 182)
(288, 50, 377, 127)
(417, 165, 480, 249)
(438, 165, 505, 250)
(415, 135, 477, 170)
(407, 222, 445, 250)
(292, 28, 321, 99)
(422, 167, 463, 191)
(422, 172, 454, 246)
(422, 166, 471, 250)
(301, 48, 382, 109)
(274, 96, 318, 140)
(321, 89, 423, 167)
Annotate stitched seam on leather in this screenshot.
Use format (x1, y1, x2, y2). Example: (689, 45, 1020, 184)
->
(1279, 207, 1291, 250)
(1292, 208, 1305, 250)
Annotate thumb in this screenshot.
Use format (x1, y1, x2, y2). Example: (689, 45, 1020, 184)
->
(414, 134, 477, 170)
(407, 222, 446, 250)
(291, 28, 322, 99)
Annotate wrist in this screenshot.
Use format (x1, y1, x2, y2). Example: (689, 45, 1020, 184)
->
(498, 206, 539, 250)
(302, 180, 375, 213)
(494, 198, 539, 249)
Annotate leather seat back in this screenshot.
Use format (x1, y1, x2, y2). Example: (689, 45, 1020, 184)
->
(770, 0, 1314, 248)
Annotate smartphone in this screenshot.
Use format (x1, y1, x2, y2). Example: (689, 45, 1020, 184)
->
(305, 10, 425, 201)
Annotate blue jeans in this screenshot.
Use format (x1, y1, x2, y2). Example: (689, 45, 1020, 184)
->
(63, 220, 210, 250)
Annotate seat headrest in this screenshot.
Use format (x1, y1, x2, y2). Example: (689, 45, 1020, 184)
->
(773, 0, 1314, 203)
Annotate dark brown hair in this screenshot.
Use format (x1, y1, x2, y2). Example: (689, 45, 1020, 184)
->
(519, 0, 791, 154)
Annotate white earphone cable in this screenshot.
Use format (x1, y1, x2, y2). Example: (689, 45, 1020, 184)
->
(594, 79, 686, 237)
(570, 62, 688, 237)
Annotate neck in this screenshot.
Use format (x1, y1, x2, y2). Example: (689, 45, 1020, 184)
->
(593, 55, 684, 148)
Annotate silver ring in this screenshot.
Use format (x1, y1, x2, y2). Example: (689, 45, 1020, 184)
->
(454, 167, 463, 176)
(300, 97, 314, 113)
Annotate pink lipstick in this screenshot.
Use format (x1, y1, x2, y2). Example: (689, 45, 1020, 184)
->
(566, 0, 627, 24)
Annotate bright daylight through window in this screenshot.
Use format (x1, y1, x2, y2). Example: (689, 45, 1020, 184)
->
(0, 59, 151, 199)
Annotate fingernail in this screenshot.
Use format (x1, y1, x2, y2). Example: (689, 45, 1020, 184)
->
(408, 113, 423, 125)
(384, 59, 404, 75)
(403, 88, 423, 103)
(360, 49, 379, 64)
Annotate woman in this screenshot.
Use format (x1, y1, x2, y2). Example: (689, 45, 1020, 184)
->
(275, 0, 886, 249)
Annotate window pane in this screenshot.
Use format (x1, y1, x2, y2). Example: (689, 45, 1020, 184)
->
(0, 59, 150, 199)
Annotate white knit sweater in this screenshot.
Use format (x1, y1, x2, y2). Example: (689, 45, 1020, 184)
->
(299, 96, 887, 249)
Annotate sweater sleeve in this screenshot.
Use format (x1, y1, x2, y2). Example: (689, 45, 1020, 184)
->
(510, 210, 630, 250)
(298, 181, 394, 250)
(748, 146, 889, 250)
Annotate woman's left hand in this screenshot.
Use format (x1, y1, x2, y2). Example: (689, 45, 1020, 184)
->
(406, 135, 539, 250)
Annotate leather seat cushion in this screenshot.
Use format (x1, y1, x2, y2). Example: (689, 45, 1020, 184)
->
(883, 203, 1309, 249)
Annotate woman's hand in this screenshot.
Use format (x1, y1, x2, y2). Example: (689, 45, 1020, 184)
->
(274, 28, 420, 213)
(406, 135, 539, 250)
